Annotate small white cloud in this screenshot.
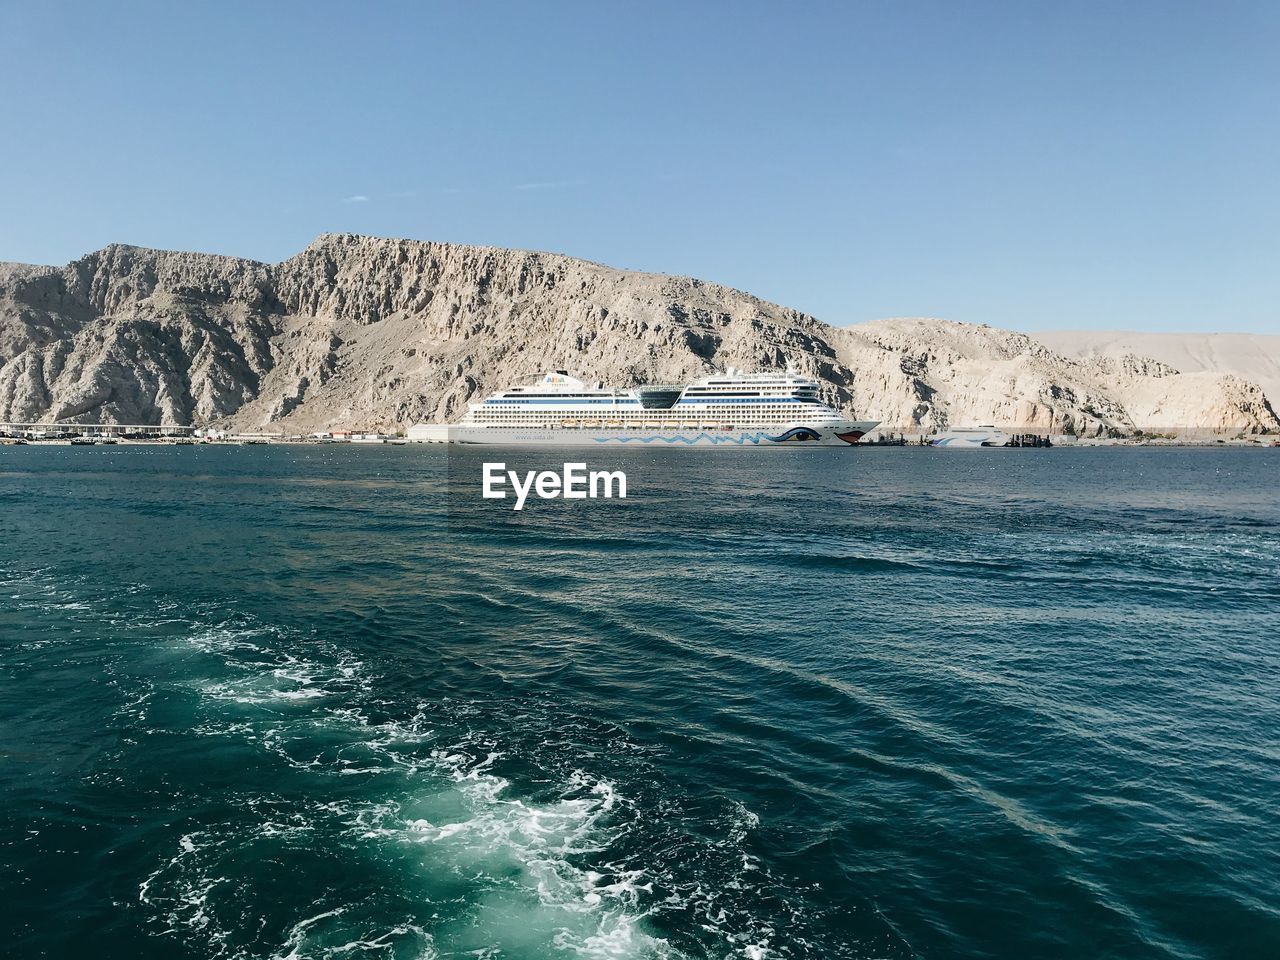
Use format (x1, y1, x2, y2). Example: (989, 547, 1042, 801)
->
(342, 194, 369, 204)
(513, 178, 584, 191)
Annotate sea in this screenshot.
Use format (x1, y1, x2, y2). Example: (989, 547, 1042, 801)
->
(1, 444, 1277, 960)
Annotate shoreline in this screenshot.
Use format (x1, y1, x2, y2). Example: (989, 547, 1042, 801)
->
(3, 436, 1277, 449)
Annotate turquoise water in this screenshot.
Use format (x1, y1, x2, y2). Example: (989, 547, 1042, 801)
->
(1, 445, 1277, 959)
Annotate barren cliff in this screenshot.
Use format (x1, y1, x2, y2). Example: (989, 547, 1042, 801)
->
(1036, 330, 1280, 409)
(1, 235, 1275, 436)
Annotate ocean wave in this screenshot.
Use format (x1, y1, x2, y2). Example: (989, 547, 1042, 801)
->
(118, 600, 833, 959)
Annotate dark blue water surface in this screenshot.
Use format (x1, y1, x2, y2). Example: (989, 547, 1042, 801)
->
(1, 445, 1277, 960)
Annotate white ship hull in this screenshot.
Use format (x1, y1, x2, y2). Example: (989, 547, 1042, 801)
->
(929, 427, 1009, 448)
(449, 420, 879, 447)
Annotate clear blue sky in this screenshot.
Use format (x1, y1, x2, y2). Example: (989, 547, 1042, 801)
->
(1, 1, 1276, 333)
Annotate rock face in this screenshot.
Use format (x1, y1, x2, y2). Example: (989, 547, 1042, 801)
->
(1035, 330, 1280, 410)
(838, 319, 1279, 436)
(1, 234, 1276, 436)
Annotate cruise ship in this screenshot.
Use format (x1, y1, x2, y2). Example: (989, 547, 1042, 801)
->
(441, 370, 879, 446)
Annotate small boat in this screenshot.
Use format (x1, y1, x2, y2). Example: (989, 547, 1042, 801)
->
(930, 426, 1010, 448)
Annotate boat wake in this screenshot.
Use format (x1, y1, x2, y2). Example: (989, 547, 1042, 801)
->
(1, 564, 907, 959)
(128, 612, 820, 958)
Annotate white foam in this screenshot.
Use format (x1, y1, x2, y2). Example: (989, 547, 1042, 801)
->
(272, 909, 437, 960)
(132, 607, 789, 959)
(344, 748, 679, 959)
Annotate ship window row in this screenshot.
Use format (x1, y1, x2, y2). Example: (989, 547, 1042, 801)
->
(479, 412, 822, 419)
(487, 398, 641, 405)
(481, 421, 823, 426)
(479, 417, 826, 423)
(684, 388, 810, 395)
(480, 412, 825, 417)
(700, 379, 804, 385)
(677, 399, 818, 406)
(481, 410, 821, 415)
(482, 410, 824, 417)
(678, 396, 805, 402)
(486, 407, 818, 410)
(500, 393, 627, 399)
(478, 412, 819, 414)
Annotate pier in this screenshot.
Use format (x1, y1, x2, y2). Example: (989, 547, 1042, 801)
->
(0, 421, 196, 440)
(1004, 434, 1053, 447)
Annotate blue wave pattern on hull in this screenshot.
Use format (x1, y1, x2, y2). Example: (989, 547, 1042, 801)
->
(594, 428, 820, 445)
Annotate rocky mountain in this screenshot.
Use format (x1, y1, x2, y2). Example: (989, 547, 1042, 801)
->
(0, 234, 1276, 436)
(1035, 330, 1280, 408)
(839, 319, 1278, 436)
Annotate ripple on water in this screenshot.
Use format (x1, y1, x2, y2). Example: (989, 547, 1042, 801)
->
(114, 598, 895, 959)
(6, 447, 1278, 960)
